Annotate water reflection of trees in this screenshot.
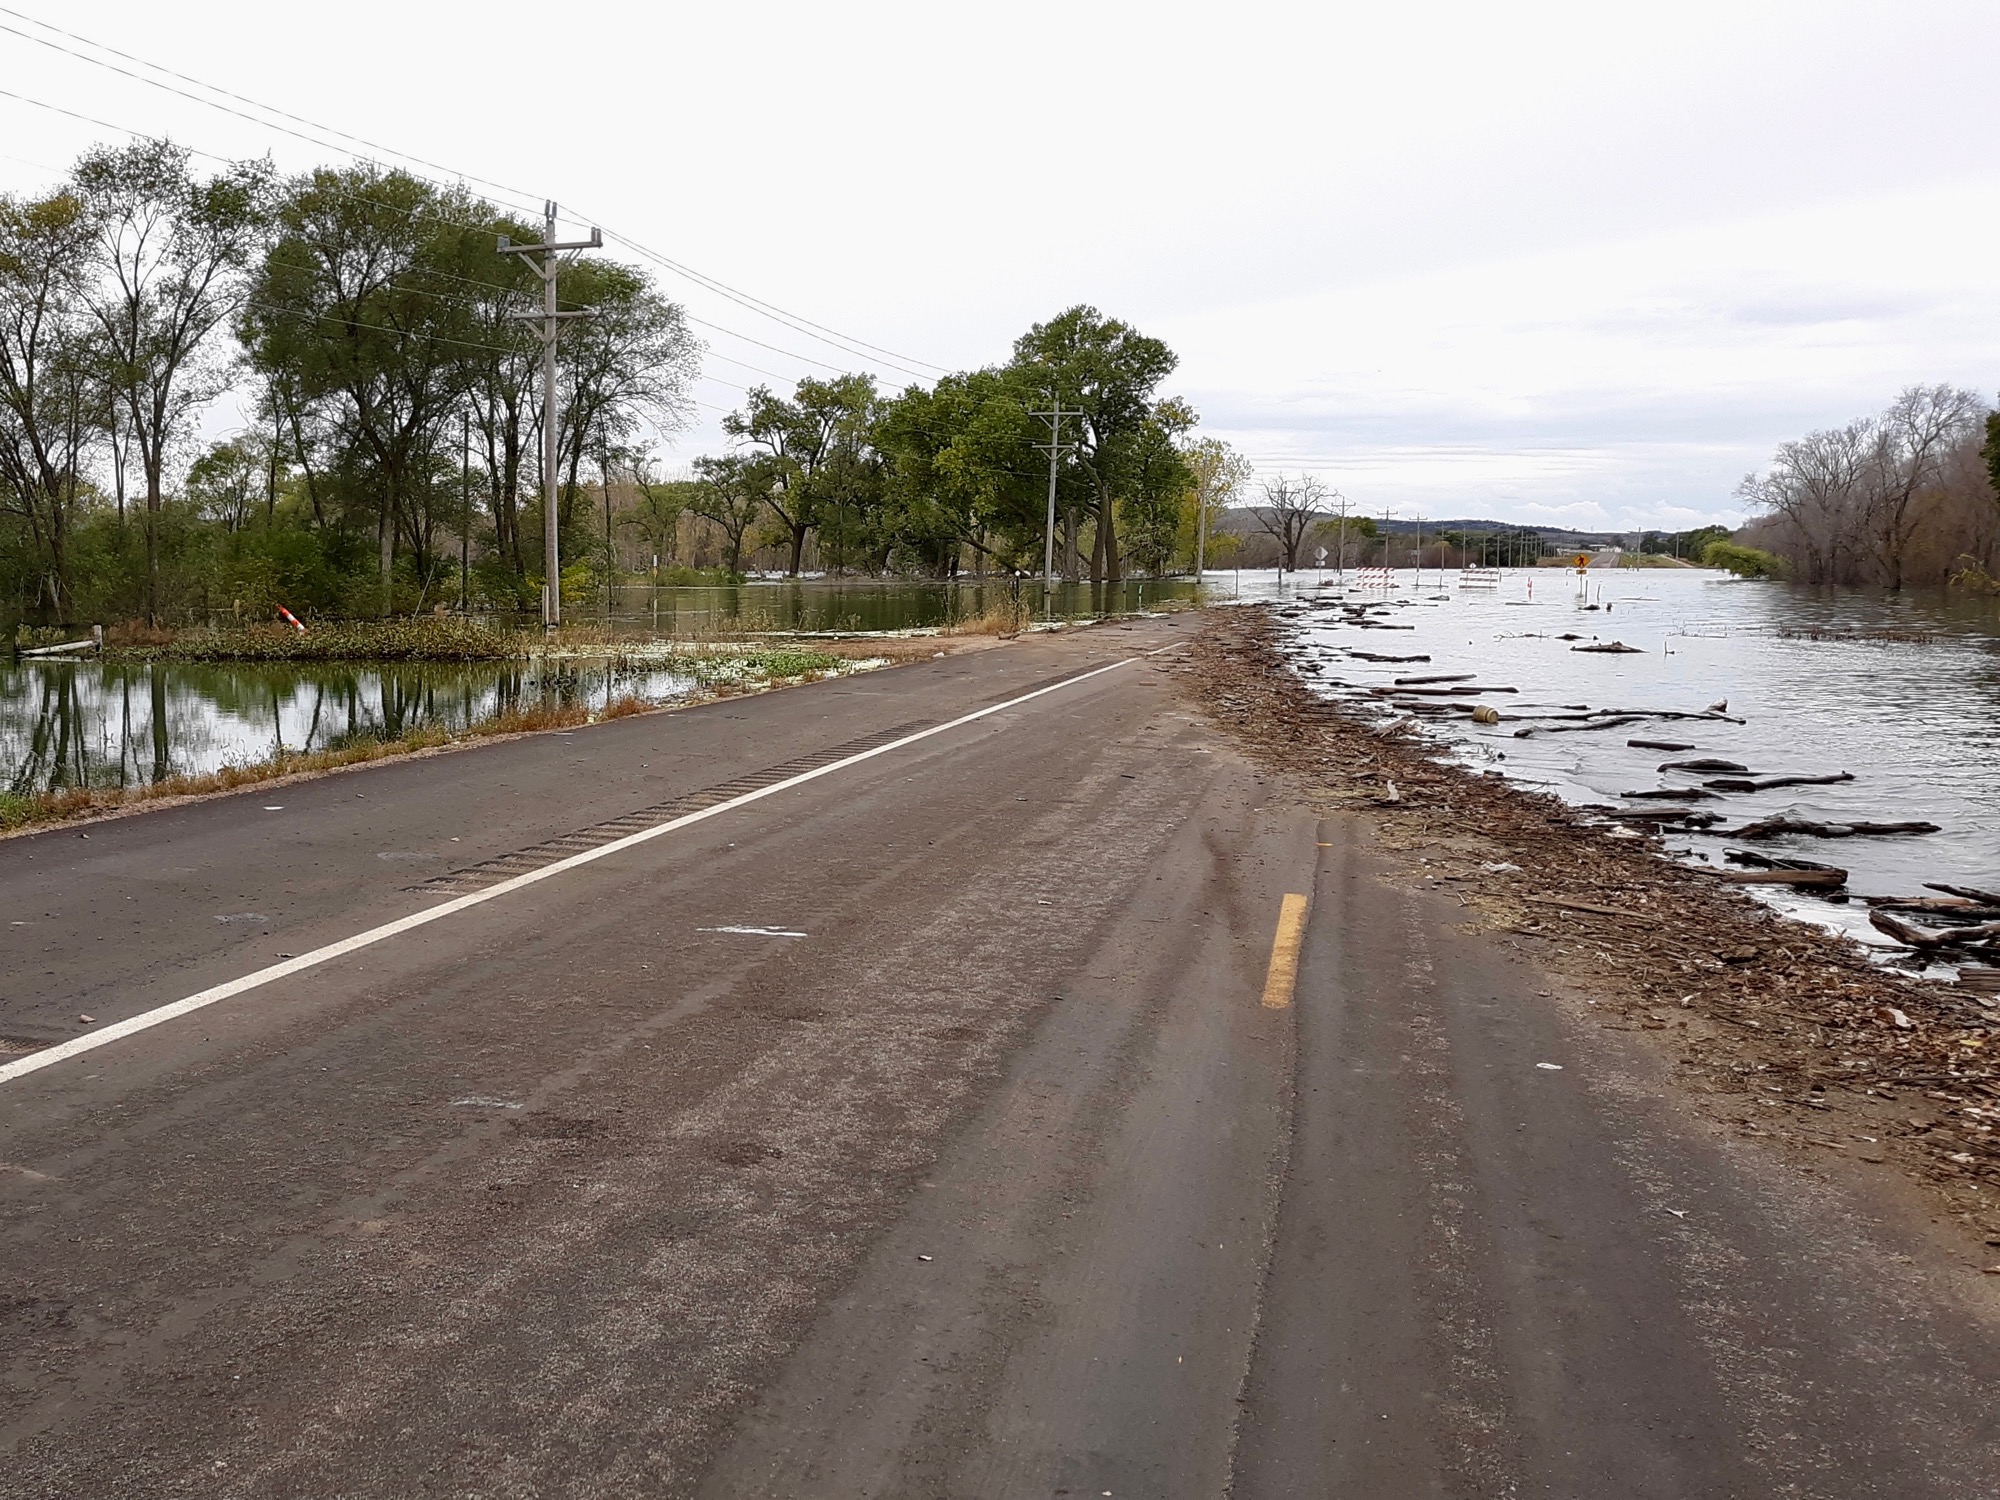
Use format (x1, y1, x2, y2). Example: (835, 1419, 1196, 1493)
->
(0, 659, 687, 794)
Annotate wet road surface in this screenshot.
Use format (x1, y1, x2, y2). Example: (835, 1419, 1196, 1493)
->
(2, 615, 1996, 1497)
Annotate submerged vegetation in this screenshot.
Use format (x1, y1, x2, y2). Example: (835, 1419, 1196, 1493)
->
(1700, 540, 1786, 578)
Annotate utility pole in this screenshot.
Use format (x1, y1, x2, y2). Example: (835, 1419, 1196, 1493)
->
(1334, 491, 1350, 583)
(459, 411, 470, 614)
(1029, 389, 1083, 607)
(499, 201, 601, 630)
(601, 451, 615, 620)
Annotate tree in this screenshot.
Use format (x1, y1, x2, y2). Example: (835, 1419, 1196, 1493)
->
(1253, 473, 1331, 569)
(1863, 385, 1984, 591)
(625, 456, 692, 569)
(687, 452, 767, 574)
(0, 188, 99, 622)
(1009, 305, 1179, 584)
(553, 260, 700, 542)
(75, 140, 269, 622)
(241, 166, 489, 613)
(1987, 410, 2000, 503)
(1116, 398, 1195, 576)
(873, 367, 1048, 576)
(185, 437, 262, 532)
(724, 373, 877, 574)
(1180, 435, 1251, 573)
(1734, 419, 1872, 584)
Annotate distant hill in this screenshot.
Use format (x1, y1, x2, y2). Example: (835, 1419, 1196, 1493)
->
(1216, 508, 1629, 548)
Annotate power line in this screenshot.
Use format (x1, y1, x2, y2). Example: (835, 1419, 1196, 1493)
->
(0, 81, 931, 395)
(0, 83, 934, 395)
(0, 7, 950, 377)
(593, 228, 948, 377)
(0, 2, 562, 225)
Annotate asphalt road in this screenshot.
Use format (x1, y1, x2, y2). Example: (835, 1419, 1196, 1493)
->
(2, 615, 1996, 1498)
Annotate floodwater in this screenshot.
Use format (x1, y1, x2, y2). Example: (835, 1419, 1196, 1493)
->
(1252, 566, 2000, 958)
(0, 658, 698, 796)
(1, 577, 1193, 796)
(595, 576, 1195, 633)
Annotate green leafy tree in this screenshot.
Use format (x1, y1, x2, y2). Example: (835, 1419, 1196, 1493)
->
(1117, 397, 1196, 575)
(873, 367, 1048, 575)
(553, 260, 700, 545)
(241, 166, 491, 613)
(1179, 435, 1251, 573)
(723, 373, 878, 575)
(1008, 305, 1178, 583)
(687, 452, 768, 574)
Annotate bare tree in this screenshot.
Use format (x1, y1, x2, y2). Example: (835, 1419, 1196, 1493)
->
(1735, 419, 1872, 584)
(1252, 473, 1330, 570)
(0, 189, 99, 622)
(75, 140, 269, 622)
(1738, 385, 1994, 588)
(1861, 384, 1985, 591)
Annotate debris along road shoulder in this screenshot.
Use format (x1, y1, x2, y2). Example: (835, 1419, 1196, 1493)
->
(2, 606, 1997, 1497)
(1186, 604, 2000, 1264)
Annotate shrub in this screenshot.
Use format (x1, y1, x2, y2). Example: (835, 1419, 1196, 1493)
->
(1701, 541, 1785, 578)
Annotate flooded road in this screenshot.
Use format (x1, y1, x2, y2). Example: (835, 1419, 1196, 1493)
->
(1254, 566, 2000, 956)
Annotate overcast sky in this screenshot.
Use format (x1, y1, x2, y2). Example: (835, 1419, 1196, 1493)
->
(2, 0, 1995, 531)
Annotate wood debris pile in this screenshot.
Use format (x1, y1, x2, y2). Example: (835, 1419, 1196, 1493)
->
(1182, 607, 2000, 1248)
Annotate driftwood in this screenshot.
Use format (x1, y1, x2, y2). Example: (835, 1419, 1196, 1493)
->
(1571, 641, 1646, 654)
(1514, 716, 1644, 737)
(1599, 708, 1747, 724)
(1869, 911, 2000, 949)
(1346, 651, 1430, 663)
(1523, 894, 1631, 918)
(1862, 896, 2000, 920)
(1630, 738, 1696, 752)
(1926, 882, 2000, 906)
(1724, 850, 1842, 872)
(1730, 817, 1941, 840)
(1660, 758, 1748, 773)
(1372, 685, 1519, 697)
(1703, 771, 1854, 793)
(1712, 868, 1849, 889)
(1622, 788, 1718, 801)
(1394, 673, 1473, 685)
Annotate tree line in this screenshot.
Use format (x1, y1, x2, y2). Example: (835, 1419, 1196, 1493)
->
(1735, 384, 2000, 589)
(0, 142, 697, 628)
(666, 306, 1233, 585)
(0, 140, 1257, 630)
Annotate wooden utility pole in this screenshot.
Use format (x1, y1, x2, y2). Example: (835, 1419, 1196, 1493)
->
(499, 202, 601, 630)
(1029, 390, 1083, 606)
(459, 412, 470, 614)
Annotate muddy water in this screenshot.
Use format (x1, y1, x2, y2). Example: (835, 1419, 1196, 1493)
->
(1252, 566, 2000, 958)
(0, 658, 698, 795)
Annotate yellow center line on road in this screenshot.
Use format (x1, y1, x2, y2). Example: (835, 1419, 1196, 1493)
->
(1, 654, 1145, 1089)
(1260, 892, 1312, 1010)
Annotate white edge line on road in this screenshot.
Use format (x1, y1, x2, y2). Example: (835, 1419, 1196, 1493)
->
(1, 655, 1139, 1086)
